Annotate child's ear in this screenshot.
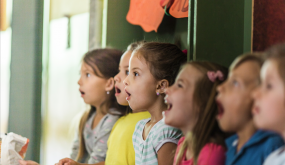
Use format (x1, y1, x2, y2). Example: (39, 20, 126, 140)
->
(156, 79, 169, 94)
(105, 77, 115, 92)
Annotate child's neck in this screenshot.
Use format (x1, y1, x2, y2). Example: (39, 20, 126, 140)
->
(94, 104, 107, 116)
(91, 104, 108, 130)
(148, 97, 166, 123)
(181, 125, 194, 136)
(236, 120, 257, 152)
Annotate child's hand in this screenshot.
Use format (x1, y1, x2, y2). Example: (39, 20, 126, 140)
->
(18, 160, 40, 165)
(56, 158, 79, 165)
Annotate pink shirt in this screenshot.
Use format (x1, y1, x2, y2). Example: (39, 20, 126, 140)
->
(173, 137, 226, 165)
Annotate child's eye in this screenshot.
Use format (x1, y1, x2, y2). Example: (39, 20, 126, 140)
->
(86, 73, 91, 77)
(125, 70, 129, 75)
(266, 83, 272, 90)
(134, 72, 138, 76)
(177, 83, 183, 88)
(232, 80, 239, 87)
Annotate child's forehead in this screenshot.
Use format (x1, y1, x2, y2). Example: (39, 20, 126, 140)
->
(261, 60, 279, 79)
(130, 52, 147, 65)
(120, 51, 132, 65)
(177, 65, 202, 83)
(230, 61, 261, 83)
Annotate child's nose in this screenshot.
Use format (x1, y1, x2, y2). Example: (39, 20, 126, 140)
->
(123, 77, 129, 86)
(78, 77, 82, 85)
(114, 74, 120, 82)
(252, 86, 260, 99)
(216, 82, 224, 92)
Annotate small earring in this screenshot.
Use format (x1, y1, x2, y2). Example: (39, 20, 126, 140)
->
(156, 92, 159, 96)
(107, 91, 110, 95)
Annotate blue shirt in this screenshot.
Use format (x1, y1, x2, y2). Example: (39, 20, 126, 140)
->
(225, 130, 284, 165)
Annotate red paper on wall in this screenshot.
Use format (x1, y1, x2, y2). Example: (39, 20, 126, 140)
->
(126, 0, 165, 32)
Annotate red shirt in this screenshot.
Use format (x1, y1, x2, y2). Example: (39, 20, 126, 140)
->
(173, 137, 226, 165)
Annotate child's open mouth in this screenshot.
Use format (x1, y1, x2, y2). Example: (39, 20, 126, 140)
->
(216, 100, 224, 120)
(164, 97, 173, 115)
(115, 86, 121, 96)
(125, 89, 131, 101)
(79, 89, 85, 97)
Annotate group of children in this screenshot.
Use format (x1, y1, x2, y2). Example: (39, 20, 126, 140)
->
(19, 42, 285, 165)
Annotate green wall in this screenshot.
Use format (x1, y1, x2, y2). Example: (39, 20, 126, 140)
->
(105, 0, 252, 67)
(194, 0, 252, 66)
(104, 0, 188, 51)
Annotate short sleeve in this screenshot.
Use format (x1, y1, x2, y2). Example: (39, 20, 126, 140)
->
(198, 143, 226, 165)
(152, 124, 182, 152)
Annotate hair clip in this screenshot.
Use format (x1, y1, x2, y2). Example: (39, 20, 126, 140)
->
(207, 71, 224, 82)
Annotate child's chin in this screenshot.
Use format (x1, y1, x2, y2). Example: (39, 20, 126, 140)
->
(116, 96, 129, 106)
(253, 118, 267, 130)
(163, 117, 172, 126)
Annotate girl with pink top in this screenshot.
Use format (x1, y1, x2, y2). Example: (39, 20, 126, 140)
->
(164, 61, 228, 165)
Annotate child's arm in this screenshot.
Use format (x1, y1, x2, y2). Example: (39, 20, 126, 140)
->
(70, 134, 80, 160)
(157, 143, 177, 165)
(87, 115, 119, 163)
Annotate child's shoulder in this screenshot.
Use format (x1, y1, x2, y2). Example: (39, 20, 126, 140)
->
(153, 120, 181, 132)
(264, 146, 285, 165)
(250, 130, 284, 149)
(100, 113, 120, 130)
(198, 143, 226, 165)
(151, 120, 182, 140)
(201, 143, 226, 154)
(261, 131, 284, 151)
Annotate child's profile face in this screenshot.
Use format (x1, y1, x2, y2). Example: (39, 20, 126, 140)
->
(78, 62, 108, 106)
(216, 61, 260, 132)
(252, 60, 285, 132)
(123, 52, 158, 112)
(114, 50, 132, 106)
(164, 65, 201, 131)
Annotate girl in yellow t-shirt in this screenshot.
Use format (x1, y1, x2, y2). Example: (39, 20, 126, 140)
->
(105, 41, 150, 165)
(57, 41, 150, 165)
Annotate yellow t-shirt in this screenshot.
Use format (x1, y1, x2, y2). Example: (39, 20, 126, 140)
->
(105, 111, 150, 165)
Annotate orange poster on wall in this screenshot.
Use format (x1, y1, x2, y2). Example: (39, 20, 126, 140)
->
(126, 0, 165, 32)
(0, 0, 8, 31)
(169, 0, 188, 18)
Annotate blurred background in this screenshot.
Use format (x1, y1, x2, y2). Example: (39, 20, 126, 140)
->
(1, 0, 284, 164)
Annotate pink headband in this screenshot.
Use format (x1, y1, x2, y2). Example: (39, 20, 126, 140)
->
(207, 71, 224, 82)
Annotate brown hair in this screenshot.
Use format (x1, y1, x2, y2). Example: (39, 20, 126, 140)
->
(76, 48, 125, 161)
(264, 43, 285, 84)
(126, 40, 146, 52)
(230, 52, 265, 73)
(135, 42, 187, 87)
(120, 41, 147, 115)
(175, 61, 228, 165)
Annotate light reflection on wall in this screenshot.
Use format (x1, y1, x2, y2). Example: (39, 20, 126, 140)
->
(0, 27, 11, 134)
(42, 13, 89, 165)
